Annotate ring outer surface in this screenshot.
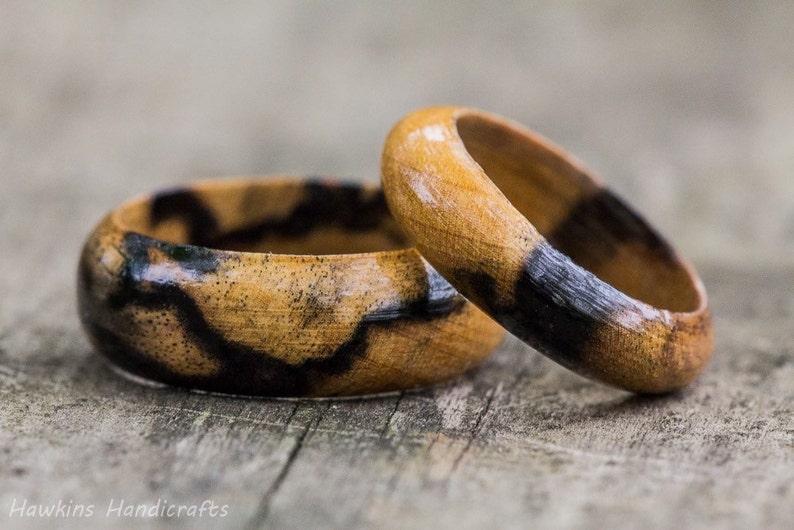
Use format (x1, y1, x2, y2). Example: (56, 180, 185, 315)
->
(381, 107, 713, 394)
(77, 177, 505, 397)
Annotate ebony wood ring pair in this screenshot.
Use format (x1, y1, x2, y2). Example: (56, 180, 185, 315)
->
(78, 107, 713, 397)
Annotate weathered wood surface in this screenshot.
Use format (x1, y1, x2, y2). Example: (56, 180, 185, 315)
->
(1, 3, 793, 529)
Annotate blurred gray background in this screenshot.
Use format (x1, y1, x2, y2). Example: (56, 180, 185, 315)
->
(1, 2, 792, 529)
(4, 1, 794, 266)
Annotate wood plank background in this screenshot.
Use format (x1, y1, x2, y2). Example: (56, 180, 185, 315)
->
(1, 2, 792, 529)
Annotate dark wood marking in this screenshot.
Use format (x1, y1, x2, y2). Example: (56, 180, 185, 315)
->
(150, 182, 402, 250)
(207, 183, 395, 249)
(449, 269, 500, 313)
(511, 242, 632, 370)
(78, 232, 466, 397)
(151, 189, 220, 245)
(106, 232, 220, 310)
(455, 242, 635, 372)
(364, 266, 462, 322)
(548, 189, 678, 271)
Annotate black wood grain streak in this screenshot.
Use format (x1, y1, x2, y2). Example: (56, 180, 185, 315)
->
(208, 183, 396, 249)
(78, 233, 465, 396)
(151, 189, 220, 245)
(149, 183, 400, 251)
(511, 242, 631, 369)
(548, 189, 677, 271)
(454, 242, 634, 372)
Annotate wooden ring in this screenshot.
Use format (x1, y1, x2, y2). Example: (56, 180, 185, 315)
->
(382, 107, 713, 393)
(78, 177, 505, 397)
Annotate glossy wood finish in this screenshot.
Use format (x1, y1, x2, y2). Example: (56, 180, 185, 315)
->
(77, 177, 505, 397)
(382, 107, 713, 393)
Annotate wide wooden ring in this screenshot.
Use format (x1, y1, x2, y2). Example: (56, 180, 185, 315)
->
(382, 107, 713, 393)
(77, 177, 505, 397)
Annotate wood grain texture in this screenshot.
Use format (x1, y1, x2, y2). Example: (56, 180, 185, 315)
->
(382, 107, 713, 393)
(78, 178, 504, 397)
(1, 251, 792, 529)
(2, 3, 794, 529)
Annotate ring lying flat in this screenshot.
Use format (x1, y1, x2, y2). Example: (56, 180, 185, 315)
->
(382, 107, 713, 393)
(77, 177, 505, 397)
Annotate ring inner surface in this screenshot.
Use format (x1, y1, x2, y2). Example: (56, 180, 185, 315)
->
(116, 181, 409, 255)
(457, 115, 701, 313)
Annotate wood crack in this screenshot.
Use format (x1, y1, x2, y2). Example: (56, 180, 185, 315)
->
(246, 403, 328, 529)
(450, 387, 496, 475)
(380, 391, 404, 439)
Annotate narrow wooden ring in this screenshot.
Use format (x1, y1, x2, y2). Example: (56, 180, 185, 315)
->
(77, 177, 505, 397)
(382, 107, 713, 393)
